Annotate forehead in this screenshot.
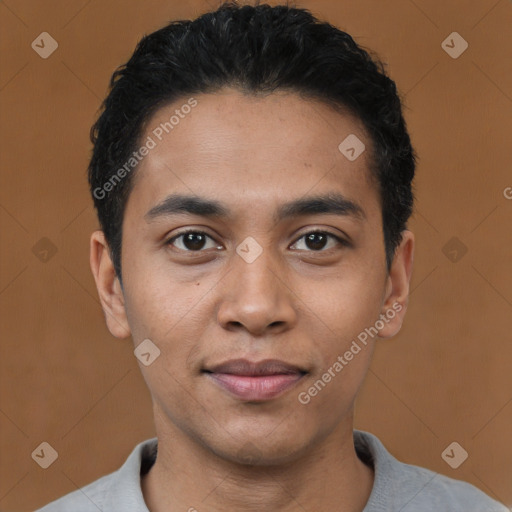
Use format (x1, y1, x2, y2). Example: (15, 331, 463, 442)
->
(126, 89, 380, 225)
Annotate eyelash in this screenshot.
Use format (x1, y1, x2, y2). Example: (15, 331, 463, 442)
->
(165, 228, 350, 253)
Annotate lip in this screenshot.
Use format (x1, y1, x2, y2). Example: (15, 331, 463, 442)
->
(203, 358, 307, 401)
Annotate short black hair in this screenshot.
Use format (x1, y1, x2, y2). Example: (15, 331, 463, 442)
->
(88, 1, 416, 280)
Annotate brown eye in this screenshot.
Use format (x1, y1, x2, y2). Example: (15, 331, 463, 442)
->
(166, 230, 220, 252)
(291, 230, 349, 252)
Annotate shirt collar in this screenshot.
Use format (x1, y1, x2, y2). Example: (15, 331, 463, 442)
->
(106, 430, 389, 511)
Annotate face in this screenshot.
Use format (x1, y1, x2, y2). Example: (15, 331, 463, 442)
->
(91, 88, 413, 465)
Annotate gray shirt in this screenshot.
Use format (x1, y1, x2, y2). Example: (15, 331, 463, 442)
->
(36, 430, 509, 511)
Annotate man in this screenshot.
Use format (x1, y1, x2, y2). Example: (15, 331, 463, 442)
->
(37, 2, 508, 511)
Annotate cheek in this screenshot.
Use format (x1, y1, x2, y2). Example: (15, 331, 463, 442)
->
(317, 271, 384, 339)
(121, 247, 199, 340)
(304, 267, 383, 397)
(122, 268, 216, 390)
(300, 320, 376, 415)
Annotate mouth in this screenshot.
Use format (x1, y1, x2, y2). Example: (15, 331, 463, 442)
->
(202, 359, 307, 402)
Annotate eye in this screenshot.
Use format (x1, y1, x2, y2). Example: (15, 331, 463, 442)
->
(166, 229, 349, 253)
(166, 230, 221, 252)
(290, 229, 349, 252)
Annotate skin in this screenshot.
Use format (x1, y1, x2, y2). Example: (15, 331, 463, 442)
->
(90, 88, 414, 512)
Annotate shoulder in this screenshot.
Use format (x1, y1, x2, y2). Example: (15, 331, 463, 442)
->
(34, 438, 158, 512)
(394, 463, 508, 512)
(354, 430, 509, 512)
(35, 472, 114, 512)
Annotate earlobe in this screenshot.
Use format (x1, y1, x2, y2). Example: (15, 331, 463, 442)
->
(378, 230, 415, 339)
(89, 231, 131, 339)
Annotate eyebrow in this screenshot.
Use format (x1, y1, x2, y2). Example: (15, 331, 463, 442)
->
(144, 192, 366, 224)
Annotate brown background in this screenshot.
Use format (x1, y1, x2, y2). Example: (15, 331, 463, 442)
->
(1, 0, 511, 510)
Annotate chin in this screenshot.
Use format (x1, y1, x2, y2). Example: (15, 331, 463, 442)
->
(207, 428, 313, 468)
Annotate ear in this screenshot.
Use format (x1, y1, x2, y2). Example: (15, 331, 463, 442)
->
(89, 230, 131, 339)
(377, 230, 414, 339)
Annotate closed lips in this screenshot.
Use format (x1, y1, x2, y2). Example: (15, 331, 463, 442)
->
(203, 358, 307, 376)
(203, 359, 307, 401)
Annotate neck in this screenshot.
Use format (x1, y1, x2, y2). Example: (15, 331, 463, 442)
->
(142, 407, 374, 512)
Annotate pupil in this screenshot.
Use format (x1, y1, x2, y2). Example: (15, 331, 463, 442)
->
(306, 233, 326, 250)
(185, 233, 205, 250)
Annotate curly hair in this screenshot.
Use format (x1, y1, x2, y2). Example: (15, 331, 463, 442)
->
(88, 1, 416, 280)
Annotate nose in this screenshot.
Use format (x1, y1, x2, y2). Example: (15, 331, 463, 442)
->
(216, 243, 297, 336)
